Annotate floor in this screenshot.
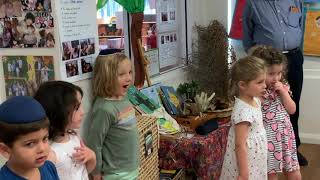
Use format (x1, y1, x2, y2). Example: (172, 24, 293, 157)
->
(279, 143, 320, 180)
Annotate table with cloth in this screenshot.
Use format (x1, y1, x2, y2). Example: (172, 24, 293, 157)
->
(159, 119, 230, 180)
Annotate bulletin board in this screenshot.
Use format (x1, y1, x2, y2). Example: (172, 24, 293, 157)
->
(303, 2, 320, 56)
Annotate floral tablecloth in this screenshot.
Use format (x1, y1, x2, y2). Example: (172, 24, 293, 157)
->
(159, 124, 230, 180)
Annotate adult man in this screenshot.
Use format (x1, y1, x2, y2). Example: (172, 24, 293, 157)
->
(242, 0, 308, 166)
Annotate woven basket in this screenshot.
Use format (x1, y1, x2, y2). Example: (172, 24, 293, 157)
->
(172, 169, 186, 180)
(137, 115, 159, 180)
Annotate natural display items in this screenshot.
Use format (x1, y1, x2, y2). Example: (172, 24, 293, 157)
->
(187, 20, 236, 109)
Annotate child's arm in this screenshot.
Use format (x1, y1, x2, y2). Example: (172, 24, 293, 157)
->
(274, 82, 296, 114)
(235, 121, 250, 180)
(73, 140, 96, 173)
(84, 109, 112, 178)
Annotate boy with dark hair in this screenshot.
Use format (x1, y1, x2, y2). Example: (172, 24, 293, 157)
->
(0, 96, 59, 180)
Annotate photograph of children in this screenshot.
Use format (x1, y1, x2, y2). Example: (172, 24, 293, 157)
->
(66, 60, 79, 77)
(5, 79, 29, 97)
(1, 10, 55, 48)
(62, 41, 72, 60)
(80, 39, 88, 57)
(71, 40, 80, 59)
(21, 0, 51, 12)
(79, 38, 95, 56)
(0, 0, 22, 18)
(81, 57, 93, 74)
(2, 56, 28, 78)
(169, 11, 175, 21)
(161, 12, 168, 22)
(37, 28, 54, 47)
(87, 38, 95, 55)
(2, 55, 54, 98)
(34, 56, 54, 85)
(161, 35, 164, 44)
(165, 35, 170, 43)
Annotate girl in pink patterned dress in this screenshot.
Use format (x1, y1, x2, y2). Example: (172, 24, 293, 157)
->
(250, 45, 301, 180)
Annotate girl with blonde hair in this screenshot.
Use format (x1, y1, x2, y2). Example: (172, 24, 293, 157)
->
(85, 53, 139, 180)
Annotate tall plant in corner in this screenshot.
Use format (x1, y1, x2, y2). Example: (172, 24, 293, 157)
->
(187, 20, 236, 109)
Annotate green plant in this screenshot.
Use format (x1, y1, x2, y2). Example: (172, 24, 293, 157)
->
(177, 81, 199, 102)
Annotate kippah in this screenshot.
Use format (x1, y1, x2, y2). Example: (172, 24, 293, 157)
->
(0, 96, 46, 124)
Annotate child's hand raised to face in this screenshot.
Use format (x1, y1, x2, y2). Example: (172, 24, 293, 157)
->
(72, 140, 95, 164)
(273, 81, 286, 95)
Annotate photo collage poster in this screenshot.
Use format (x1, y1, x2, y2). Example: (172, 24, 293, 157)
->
(0, 0, 55, 48)
(62, 38, 95, 79)
(56, 0, 98, 82)
(159, 0, 176, 25)
(158, 31, 178, 69)
(2, 55, 54, 99)
(303, 1, 320, 56)
(303, 9, 320, 56)
(156, 0, 180, 70)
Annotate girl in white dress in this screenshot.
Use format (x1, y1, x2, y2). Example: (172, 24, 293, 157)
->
(220, 56, 268, 180)
(34, 81, 96, 180)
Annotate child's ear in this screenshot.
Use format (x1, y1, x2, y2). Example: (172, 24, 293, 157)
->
(0, 142, 10, 159)
(237, 81, 247, 90)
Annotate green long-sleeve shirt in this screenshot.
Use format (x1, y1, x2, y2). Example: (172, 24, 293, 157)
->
(85, 96, 139, 175)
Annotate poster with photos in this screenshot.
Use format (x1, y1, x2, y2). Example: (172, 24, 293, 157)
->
(158, 32, 178, 69)
(56, 0, 98, 82)
(0, 0, 55, 48)
(159, 0, 176, 24)
(303, 8, 320, 56)
(2, 55, 54, 99)
(61, 38, 95, 80)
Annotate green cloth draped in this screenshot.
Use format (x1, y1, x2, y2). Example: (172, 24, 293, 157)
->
(97, 0, 145, 13)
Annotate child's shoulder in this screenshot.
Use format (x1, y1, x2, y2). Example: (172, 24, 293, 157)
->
(0, 164, 20, 179)
(39, 161, 59, 179)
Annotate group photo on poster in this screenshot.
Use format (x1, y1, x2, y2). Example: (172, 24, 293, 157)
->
(2, 55, 54, 98)
(0, 0, 54, 48)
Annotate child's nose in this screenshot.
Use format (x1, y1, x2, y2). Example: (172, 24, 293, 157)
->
(127, 74, 133, 82)
(37, 142, 47, 153)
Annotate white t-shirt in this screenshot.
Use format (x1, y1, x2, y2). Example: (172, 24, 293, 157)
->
(50, 134, 89, 180)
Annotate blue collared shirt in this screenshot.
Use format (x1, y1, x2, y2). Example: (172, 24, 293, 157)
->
(242, 0, 303, 51)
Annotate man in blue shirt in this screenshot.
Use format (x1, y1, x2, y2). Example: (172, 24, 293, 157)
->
(243, 0, 308, 166)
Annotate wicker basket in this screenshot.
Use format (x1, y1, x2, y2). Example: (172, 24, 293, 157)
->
(137, 115, 159, 180)
(172, 169, 186, 180)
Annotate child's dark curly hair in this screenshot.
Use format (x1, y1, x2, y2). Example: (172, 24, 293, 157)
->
(248, 45, 287, 67)
(249, 45, 288, 81)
